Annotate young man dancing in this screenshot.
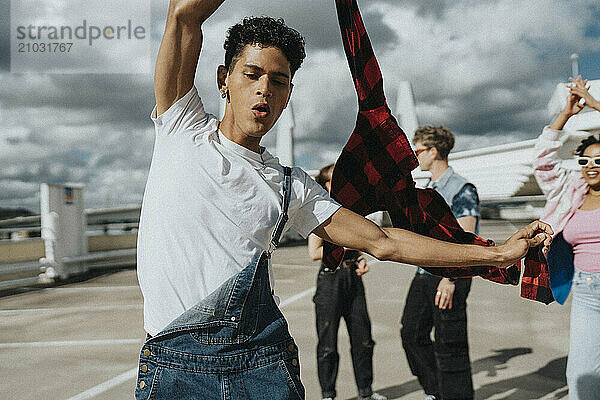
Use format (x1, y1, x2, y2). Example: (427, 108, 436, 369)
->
(135, 0, 552, 398)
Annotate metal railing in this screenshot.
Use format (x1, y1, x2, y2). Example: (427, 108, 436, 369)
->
(0, 260, 53, 291)
(0, 214, 139, 291)
(0, 248, 137, 292)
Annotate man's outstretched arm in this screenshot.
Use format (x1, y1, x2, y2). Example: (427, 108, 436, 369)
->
(155, 0, 225, 116)
(312, 207, 552, 269)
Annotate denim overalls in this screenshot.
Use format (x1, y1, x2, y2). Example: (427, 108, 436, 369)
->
(135, 167, 305, 399)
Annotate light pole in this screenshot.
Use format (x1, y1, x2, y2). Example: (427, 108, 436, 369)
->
(570, 53, 579, 78)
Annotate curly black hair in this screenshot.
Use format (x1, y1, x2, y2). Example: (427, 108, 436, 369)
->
(223, 16, 306, 78)
(575, 135, 600, 156)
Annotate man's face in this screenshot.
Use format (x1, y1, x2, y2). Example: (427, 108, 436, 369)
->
(223, 44, 293, 139)
(414, 141, 435, 171)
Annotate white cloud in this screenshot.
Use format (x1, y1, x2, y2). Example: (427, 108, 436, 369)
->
(290, 49, 355, 140)
(2, 0, 599, 211)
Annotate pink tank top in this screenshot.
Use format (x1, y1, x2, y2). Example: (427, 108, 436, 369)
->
(561, 207, 600, 273)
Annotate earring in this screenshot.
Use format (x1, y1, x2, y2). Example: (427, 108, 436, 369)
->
(221, 91, 227, 99)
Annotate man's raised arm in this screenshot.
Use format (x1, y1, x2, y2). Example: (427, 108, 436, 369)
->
(312, 207, 553, 269)
(155, 0, 225, 116)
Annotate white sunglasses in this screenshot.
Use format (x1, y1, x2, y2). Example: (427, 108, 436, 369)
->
(576, 156, 600, 167)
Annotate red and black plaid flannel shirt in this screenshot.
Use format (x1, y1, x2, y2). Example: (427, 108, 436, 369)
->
(323, 0, 553, 304)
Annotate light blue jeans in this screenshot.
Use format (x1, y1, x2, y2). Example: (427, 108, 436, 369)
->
(567, 269, 600, 400)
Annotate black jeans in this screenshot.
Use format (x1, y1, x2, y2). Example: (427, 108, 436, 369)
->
(400, 272, 473, 400)
(313, 265, 375, 399)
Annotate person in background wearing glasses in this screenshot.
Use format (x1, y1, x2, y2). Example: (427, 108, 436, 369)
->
(534, 75, 600, 400)
(401, 126, 480, 400)
(308, 164, 387, 400)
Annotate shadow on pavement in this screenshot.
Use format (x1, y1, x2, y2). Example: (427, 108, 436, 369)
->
(476, 355, 567, 399)
(345, 348, 567, 400)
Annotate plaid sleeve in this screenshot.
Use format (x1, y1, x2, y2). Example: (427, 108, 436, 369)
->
(326, 0, 553, 304)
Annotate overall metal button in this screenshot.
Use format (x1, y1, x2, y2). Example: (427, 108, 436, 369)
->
(291, 359, 298, 366)
(143, 349, 151, 357)
(139, 381, 146, 389)
(230, 316, 236, 321)
(141, 365, 148, 373)
(288, 343, 294, 351)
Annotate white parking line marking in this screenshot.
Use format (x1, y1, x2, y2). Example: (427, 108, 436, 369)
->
(487, 388, 518, 400)
(0, 339, 142, 349)
(65, 368, 138, 400)
(46, 286, 140, 293)
(279, 287, 315, 308)
(273, 263, 313, 269)
(0, 304, 142, 315)
(276, 279, 296, 283)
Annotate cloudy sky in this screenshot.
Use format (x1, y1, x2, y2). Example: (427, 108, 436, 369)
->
(1, 0, 599, 212)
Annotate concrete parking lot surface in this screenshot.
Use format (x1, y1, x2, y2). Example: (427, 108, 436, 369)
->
(1, 220, 570, 399)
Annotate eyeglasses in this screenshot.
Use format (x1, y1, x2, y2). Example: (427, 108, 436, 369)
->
(576, 156, 600, 167)
(414, 147, 431, 156)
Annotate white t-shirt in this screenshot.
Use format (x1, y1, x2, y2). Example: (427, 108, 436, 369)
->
(137, 86, 341, 336)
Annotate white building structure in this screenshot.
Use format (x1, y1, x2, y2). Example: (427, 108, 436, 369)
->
(40, 184, 87, 278)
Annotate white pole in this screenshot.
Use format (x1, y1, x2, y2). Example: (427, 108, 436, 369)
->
(570, 53, 579, 78)
(276, 101, 295, 166)
(395, 81, 419, 146)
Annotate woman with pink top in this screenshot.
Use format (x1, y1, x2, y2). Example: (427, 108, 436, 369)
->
(534, 75, 600, 400)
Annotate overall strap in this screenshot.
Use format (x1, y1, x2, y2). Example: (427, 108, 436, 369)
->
(267, 166, 292, 256)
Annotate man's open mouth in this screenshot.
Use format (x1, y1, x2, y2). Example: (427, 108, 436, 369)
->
(252, 103, 270, 119)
